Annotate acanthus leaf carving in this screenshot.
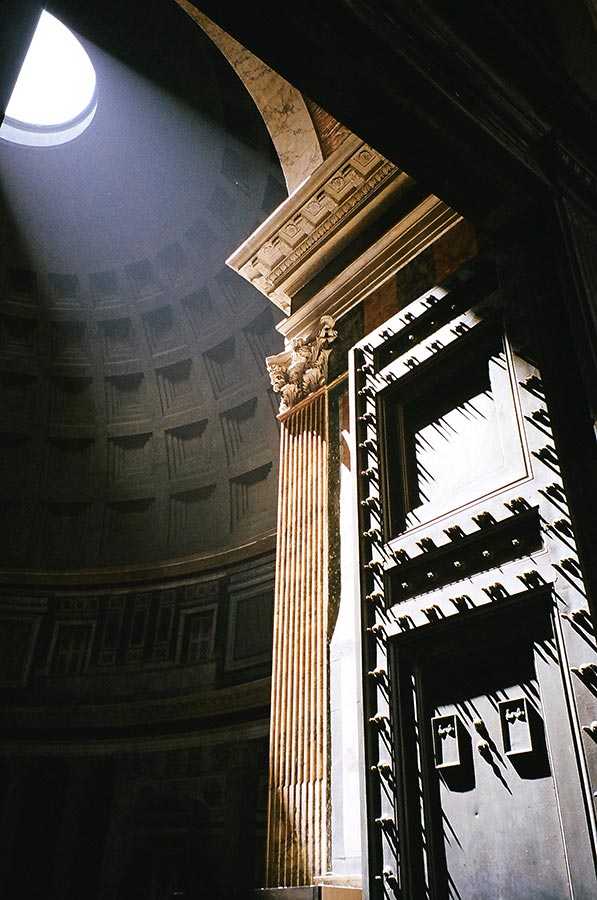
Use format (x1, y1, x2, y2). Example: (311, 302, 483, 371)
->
(267, 316, 337, 413)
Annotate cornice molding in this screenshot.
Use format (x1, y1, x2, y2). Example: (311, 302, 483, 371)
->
(279, 196, 462, 342)
(227, 134, 409, 313)
(227, 128, 462, 343)
(1, 676, 271, 732)
(0, 718, 270, 757)
(0, 531, 276, 589)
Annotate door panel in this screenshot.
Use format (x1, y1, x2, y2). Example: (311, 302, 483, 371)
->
(419, 641, 571, 900)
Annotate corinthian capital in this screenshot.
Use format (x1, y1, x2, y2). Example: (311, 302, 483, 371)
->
(267, 316, 337, 414)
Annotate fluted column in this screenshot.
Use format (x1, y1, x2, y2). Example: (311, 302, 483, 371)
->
(266, 387, 329, 886)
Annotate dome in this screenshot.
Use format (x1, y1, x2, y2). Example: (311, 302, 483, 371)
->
(0, 0, 287, 570)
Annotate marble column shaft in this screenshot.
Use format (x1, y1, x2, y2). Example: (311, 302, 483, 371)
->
(267, 388, 329, 886)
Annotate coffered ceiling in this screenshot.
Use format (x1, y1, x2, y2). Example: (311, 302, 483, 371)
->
(0, 0, 287, 570)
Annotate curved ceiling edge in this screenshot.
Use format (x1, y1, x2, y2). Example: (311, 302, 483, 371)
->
(1, 677, 272, 733)
(0, 718, 271, 757)
(176, 0, 324, 193)
(0, 532, 277, 587)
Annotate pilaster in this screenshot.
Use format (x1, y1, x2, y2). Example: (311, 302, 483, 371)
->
(267, 386, 329, 886)
(267, 388, 329, 887)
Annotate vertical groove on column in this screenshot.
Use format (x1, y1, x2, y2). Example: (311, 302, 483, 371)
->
(266, 390, 328, 887)
(267, 419, 285, 882)
(286, 420, 297, 883)
(316, 392, 327, 876)
(298, 408, 309, 879)
(303, 400, 311, 883)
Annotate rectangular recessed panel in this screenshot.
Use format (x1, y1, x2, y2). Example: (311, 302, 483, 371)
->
(408, 357, 502, 509)
(50, 322, 89, 365)
(203, 338, 240, 397)
(6, 267, 37, 306)
(142, 306, 185, 355)
(49, 377, 95, 425)
(90, 270, 122, 309)
(216, 266, 253, 312)
(165, 419, 208, 478)
(156, 359, 197, 415)
(181, 287, 216, 339)
(0, 619, 38, 686)
(0, 373, 36, 427)
(227, 590, 274, 668)
(158, 241, 190, 286)
(125, 258, 162, 301)
(168, 485, 217, 546)
(48, 273, 82, 310)
(220, 397, 259, 463)
(378, 323, 526, 536)
(229, 462, 274, 531)
(99, 318, 137, 363)
(105, 373, 147, 424)
(44, 437, 94, 482)
(107, 433, 153, 481)
(0, 315, 38, 363)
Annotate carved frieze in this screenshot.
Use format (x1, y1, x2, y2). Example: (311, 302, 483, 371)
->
(266, 316, 337, 413)
(227, 135, 405, 313)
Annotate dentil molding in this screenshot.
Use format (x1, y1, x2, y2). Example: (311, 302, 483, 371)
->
(227, 135, 463, 345)
(227, 134, 408, 313)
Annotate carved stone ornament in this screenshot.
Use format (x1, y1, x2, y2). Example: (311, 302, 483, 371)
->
(267, 316, 337, 413)
(227, 135, 403, 314)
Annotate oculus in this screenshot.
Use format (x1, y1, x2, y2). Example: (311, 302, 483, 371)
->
(0, 11, 97, 146)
